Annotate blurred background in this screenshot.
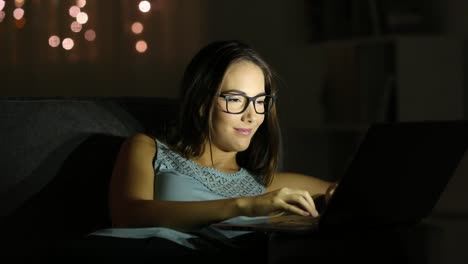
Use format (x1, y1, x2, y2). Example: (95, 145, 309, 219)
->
(1, 1, 467, 262)
(2, 0, 467, 180)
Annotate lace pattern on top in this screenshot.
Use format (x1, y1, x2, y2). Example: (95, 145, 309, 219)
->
(154, 140, 265, 198)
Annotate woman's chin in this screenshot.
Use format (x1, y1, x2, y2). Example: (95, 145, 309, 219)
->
(236, 143, 252, 152)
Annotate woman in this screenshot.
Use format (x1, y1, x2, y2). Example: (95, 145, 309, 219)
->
(91, 40, 336, 262)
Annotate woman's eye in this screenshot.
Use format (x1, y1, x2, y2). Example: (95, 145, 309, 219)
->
(227, 97, 241, 102)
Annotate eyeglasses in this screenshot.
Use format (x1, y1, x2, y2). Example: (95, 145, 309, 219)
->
(218, 93, 276, 114)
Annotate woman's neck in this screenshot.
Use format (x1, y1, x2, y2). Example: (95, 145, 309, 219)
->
(193, 144, 240, 173)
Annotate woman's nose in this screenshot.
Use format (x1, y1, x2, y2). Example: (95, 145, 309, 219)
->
(241, 101, 258, 123)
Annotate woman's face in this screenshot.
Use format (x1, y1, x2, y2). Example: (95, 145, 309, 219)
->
(210, 61, 266, 153)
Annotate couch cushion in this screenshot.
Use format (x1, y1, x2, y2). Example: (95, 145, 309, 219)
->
(0, 98, 144, 240)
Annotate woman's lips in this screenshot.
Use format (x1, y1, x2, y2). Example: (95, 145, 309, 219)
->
(234, 128, 252, 135)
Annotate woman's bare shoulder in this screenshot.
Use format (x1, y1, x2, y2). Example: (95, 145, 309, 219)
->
(122, 132, 157, 153)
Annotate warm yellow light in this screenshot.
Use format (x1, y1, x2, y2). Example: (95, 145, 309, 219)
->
(70, 21, 82, 32)
(69, 6, 80, 18)
(131, 22, 144, 34)
(84, 29, 96, 41)
(14, 0, 24, 8)
(14, 16, 25, 28)
(13, 8, 24, 20)
(48, 35, 61, 48)
(76, 0, 86, 8)
(62, 38, 74, 50)
(76, 12, 88, 24)
(138, 1, 151, 13)
(135, 40, 148, 53)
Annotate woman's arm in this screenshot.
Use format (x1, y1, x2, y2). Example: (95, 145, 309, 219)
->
(267, 172, 336, 198)
(109, 133, 243, 231)
(109, 133, 322, 232)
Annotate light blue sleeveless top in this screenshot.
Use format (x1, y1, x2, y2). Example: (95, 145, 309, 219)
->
(91, 138, 267, 249)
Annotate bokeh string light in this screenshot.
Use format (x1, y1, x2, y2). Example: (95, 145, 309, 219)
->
(47, 0, 96, 52)
(131, 22, 143, 34)
(133, 1, 152, 54)
(5, 0, 27, 29)
(1, 1, 156, 59)
(138, 1, 151, 13)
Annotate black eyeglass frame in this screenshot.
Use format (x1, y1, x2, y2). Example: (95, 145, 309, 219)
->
(218, 93, 277, 114)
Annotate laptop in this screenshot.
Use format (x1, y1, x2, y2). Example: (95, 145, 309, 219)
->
(212, 120, 468, 234)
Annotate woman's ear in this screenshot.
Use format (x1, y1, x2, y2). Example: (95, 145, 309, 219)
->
(198, 106, 204, 117)
(199, 105, 205, 118)
(199, 99, 212, 119)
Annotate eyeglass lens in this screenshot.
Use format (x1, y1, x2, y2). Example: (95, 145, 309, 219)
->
(223, 94, 273, 114)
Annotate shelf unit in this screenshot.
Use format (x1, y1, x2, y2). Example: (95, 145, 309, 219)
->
(281, 35, 464, 181)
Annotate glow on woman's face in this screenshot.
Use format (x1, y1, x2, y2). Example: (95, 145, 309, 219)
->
(210, 61, 266, 153)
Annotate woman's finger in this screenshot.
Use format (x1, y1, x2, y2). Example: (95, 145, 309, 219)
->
(286, 190, 318, 217)
(302, 192, 319, 217)
(278, 200, 310, 216)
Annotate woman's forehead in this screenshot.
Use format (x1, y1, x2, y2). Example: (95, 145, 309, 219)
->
(219, 61, 265, 94)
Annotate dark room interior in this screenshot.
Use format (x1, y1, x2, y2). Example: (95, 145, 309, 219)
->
(1, 0, 467, 263)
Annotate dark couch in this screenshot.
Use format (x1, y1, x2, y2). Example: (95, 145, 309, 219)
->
(0, 97, 178, 260)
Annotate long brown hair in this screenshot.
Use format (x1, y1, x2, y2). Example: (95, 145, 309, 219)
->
(168, 40, 281, 186)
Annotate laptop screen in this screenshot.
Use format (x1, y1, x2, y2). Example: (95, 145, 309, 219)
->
(319, 120, 468, 231)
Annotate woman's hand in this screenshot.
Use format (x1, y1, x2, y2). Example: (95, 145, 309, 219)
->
(239, 187, 319, 218)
